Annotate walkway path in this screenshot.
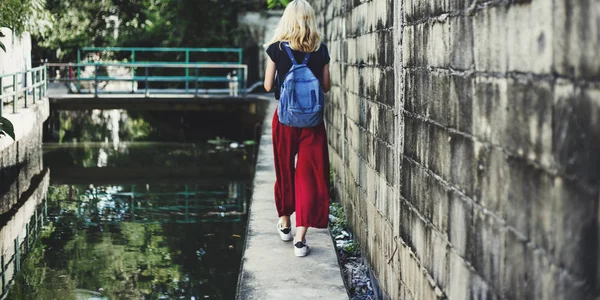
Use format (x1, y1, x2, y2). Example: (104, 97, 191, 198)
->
(236, 100, 347, 300)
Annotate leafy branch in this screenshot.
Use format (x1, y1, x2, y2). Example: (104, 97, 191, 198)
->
(0, 117, 15, 140)
(267, 0, 289, 9)
(0, 0, 53, 52)
(0, 31, 5, 52)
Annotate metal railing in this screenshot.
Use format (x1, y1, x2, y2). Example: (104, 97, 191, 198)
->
(78, 47, 243, 92)
(46, 62, 248, 97)
(0, 66, 47, 117)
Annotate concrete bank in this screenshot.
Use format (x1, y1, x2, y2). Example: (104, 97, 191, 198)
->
(0, 98, 49, 215)
(236, 100, 347, 299)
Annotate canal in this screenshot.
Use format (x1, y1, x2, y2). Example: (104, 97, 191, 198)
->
(1, 104, 267, 299)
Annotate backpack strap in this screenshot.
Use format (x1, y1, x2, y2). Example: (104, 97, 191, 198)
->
(301, 53, 310, 65)
(282, 42, 298, 65)
(282, 42, 310, 65)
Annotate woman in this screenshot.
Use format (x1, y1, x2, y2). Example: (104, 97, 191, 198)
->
(263, 0, 331, 257)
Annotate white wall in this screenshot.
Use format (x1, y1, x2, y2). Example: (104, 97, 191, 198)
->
(0, 28, 32, 76)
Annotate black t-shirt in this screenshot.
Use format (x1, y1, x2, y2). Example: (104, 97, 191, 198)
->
(266, 42, 330, 99)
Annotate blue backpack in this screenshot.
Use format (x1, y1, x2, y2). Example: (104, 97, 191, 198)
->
(277, 42, 324, 128)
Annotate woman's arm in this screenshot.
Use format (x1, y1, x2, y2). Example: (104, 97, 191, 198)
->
(264, 57, 276, 92)
(322, 63, 331, 93)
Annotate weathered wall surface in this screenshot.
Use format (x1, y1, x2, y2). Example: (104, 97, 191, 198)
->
(310, 0, 600, 299)
(0, 100, 48, 215)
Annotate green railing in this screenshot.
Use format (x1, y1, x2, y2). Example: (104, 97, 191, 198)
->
(77, 47, 243, 92)
(47, 62, 248, 97)
(0, 66, 47, 117)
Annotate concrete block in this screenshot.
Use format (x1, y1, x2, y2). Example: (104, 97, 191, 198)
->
(365, 67, 384, 101)
(408, 70, 432, 118)
(449, 15, 474, 70)
(403, 0, 414, 23)
(427, 123, 451, 180)
(346, 91, 361, 124)
(429, 72, 453, 127)
(448, 190, 474, 259)
(553, 0, 600, 80)
(553, 176, 598, 283)
(447, 249, 471, 300)
(430, 231, 449, 291)
(472, 76, 508, 144)
(470, 273, 500, 300)
(553, 82, 600, 183)
(404, 69, 416, 113)
(503, 229, 533, 300)
(473, 5, 508, 73)
(409, 23, 431, 68)
(399, 196, 415, 250)
(446, 0, 470, 13)
(472, 207, 506, 291)
(504, 78, 554, 169)
(529, 249, 558, 300)
(449, 133, 476, 197)
(451, 74, 473, 133)
(377, 104, 395, 144)
(556, 269, 592, 300)
(402, 116, 417, 163)
(429, 173, 450, 237)
(506, 0, 554, 74)
(479, 148, 509, 217)
(344, 65, 359, 95)
(429, 21, 450, 68)
(412, 211, 431, 268)
(403, 25, 415, 67)
(374, 141, 395, 186)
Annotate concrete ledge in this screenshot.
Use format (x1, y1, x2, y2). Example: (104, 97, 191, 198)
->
(0, 98, 49, 152)
(236, 101, 347, 300)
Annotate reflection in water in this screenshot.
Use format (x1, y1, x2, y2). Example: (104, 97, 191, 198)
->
(4, 138, 257, 299)
(0, 165, 49, 299)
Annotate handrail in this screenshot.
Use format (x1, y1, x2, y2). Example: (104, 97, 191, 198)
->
(0, 66, 47, 117)
(46, 62, 248, 97)
(78, 47, 243, 92)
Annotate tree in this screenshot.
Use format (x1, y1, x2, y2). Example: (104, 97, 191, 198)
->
(35, 0, 266, 62)
(0, 0, 53, 52)
(267, 0, 289, 9)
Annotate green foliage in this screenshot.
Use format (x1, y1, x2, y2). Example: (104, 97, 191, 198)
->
(267, 0, 289, 9)
(0, 116, 15, 140)
(329, 202, 348, 236)
(35, 0, 265, 62)
(0, 0, 53, 53)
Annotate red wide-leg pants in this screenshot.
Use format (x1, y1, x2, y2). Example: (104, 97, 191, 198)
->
(272, 110, 330, 228)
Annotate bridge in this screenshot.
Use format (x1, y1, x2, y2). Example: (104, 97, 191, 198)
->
(1, 47, 265, 115)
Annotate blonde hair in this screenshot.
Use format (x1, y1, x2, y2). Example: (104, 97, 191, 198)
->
(267, 0, 322, 53)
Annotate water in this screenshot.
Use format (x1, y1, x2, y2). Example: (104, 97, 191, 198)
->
(3, 108, 263, 299)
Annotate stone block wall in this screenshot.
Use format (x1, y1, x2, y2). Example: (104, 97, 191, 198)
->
(310, 0, 600, 299)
